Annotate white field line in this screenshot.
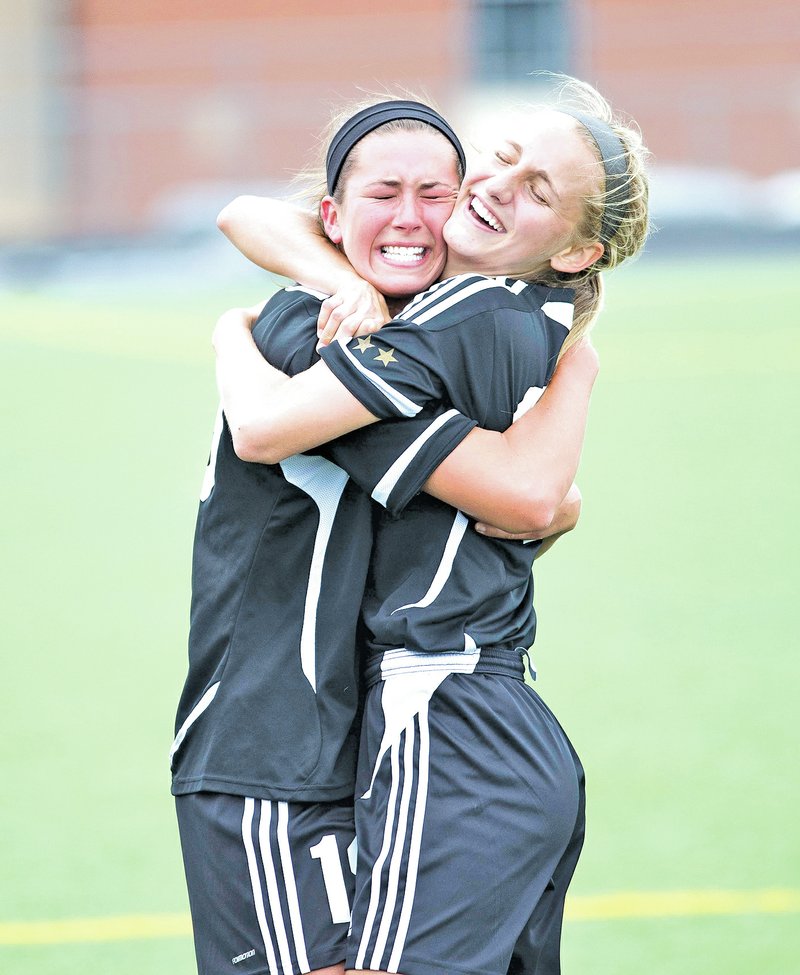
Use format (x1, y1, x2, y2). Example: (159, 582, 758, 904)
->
(2, 890, 799, 946)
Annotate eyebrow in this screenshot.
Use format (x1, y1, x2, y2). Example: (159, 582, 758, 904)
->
(363, 179, 455, 191)
(507, 141, 562, 202)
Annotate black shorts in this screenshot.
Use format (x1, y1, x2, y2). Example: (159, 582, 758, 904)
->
(176, 792, 355, 975)
(346, 648, 584, 975)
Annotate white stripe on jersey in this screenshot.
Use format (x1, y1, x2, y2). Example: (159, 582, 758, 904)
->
(276, 802, 311, 974)
(541, 300, 574, 330)
(280, 455, 350, 692)
(371, 409, 461, 508)
(242, 798, 280, 975)
(391, 511, 469, 613)
(407, 277, 504, 326)
(401, 274, 530, 326)
(333, 335, 422, 417)
(199, 406, 224, 502)
(259, 801, 297, 975)
(398, 274, 475, 319)
(169, 681, 220, 766)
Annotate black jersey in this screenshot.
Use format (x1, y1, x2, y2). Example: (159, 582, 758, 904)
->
(171, 287, 476, 802)
(319, 274, 574, 659)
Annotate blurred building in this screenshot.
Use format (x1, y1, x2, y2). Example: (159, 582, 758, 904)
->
(2, 0, 799, 241)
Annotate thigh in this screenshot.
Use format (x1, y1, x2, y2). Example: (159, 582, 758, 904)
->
(176, 792, 355, 975)
(346, 674, 581, 975)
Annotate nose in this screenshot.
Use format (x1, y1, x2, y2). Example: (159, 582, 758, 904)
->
(392, 192, 423, 230)
(484, 170, 514, 205)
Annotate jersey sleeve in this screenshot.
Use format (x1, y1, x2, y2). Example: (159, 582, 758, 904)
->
(317, 277, 507, 421)
(251, 286, 327, 375)
(321, 405, 477, 516)
(317, 323, 452, 419)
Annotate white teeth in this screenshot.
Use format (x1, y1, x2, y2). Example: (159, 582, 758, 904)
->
(471, 197, 503, 232)
(381, 245, 426, 264)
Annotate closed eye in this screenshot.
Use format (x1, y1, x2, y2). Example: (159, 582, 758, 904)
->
(529, 184, 550, 206)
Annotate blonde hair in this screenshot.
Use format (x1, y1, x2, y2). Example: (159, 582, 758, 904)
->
(520, 76, 651, 353)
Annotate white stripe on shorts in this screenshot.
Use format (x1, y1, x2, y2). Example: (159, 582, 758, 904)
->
(369, 716, 416, 968)
(389, 703, 431, 972)
(276, 801, 311, 973)
(356, 705, 432, 974)
(242, 798, 280, 975)
(355, 738, 402, 970)
(258, 802, 296, 975)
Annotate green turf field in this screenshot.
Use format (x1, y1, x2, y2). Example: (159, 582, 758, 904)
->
(1, 256, 798, 974)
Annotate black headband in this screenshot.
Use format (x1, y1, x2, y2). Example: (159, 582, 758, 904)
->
(560, 110, 629, 241)
(325, 100, 467, 196)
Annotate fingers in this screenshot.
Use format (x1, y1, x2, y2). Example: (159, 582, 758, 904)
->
(316, 302, 386, 345)
(474, 522, 541, 541)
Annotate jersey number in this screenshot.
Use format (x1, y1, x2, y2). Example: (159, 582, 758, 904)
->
(309, 834, 353, 924)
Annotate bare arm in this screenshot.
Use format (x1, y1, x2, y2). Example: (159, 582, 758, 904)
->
(476, 483, 582, 553)
(214, 307, 597, 534)
(212, 306, 378, 464)
(422, 342, 598, 533)
(217, 196, 389, 343)
(217, 197, 351, 289)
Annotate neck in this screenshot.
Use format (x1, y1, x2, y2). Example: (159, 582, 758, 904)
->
(442, 256, 470, 278)
(386, 296, 411, 317)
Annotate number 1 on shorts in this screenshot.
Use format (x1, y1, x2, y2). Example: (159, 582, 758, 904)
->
(310, 834, 351, 924)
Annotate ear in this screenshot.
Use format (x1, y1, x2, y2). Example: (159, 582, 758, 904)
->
(550, 240, 604, 274)
(320, 196, 343, 244)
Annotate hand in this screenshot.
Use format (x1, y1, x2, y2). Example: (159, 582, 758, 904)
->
(474, 482, 582, 543)
(473, 523, 546, 542)
(317, 279, 390, 346)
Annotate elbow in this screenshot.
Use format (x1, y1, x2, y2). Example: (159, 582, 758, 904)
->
(216, 195, 252, 238)
(230, 423, 289, 466)
(489, 489, 559, 536)
(516, 498, 559, 536)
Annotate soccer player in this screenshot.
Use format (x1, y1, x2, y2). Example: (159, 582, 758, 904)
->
(172, 98, 585, 975)
(212, 77, 650, 975)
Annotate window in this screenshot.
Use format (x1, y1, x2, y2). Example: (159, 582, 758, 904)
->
(473, 0, 571, 82)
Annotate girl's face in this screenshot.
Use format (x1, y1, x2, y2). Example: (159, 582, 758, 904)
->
(321, 128, 460, 299)
(443, 111, 604, 279)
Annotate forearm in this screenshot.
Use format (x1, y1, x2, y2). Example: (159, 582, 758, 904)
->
(213, 308, 378, 464)
(424, 346, 598, 533)
(213, 306, 291, 462)
(474, 483, 581, 547)
(217, 196, 357, 293)
(533, 483, 581, 557)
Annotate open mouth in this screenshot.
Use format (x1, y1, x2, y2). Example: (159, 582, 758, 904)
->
(380, 245, 429, 265)
(469, 196, 505, 233)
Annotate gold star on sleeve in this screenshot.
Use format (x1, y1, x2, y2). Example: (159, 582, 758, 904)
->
(355, 336, 373, 353)
(374, 347, 397, 367)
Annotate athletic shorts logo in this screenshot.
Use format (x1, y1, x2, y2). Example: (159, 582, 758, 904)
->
(232, 948, 256, 965)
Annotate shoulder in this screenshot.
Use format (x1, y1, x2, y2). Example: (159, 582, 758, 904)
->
(396, 275, 574, 332)
(258, 285, 328, 322)
(252, 286, 330, 370)
(254, 286, 328, 340)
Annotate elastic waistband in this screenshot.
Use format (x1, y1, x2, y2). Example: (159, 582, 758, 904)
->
(364, 646, 527, 688)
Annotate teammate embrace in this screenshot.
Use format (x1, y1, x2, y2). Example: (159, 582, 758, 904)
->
(172, 79, 649, 975)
